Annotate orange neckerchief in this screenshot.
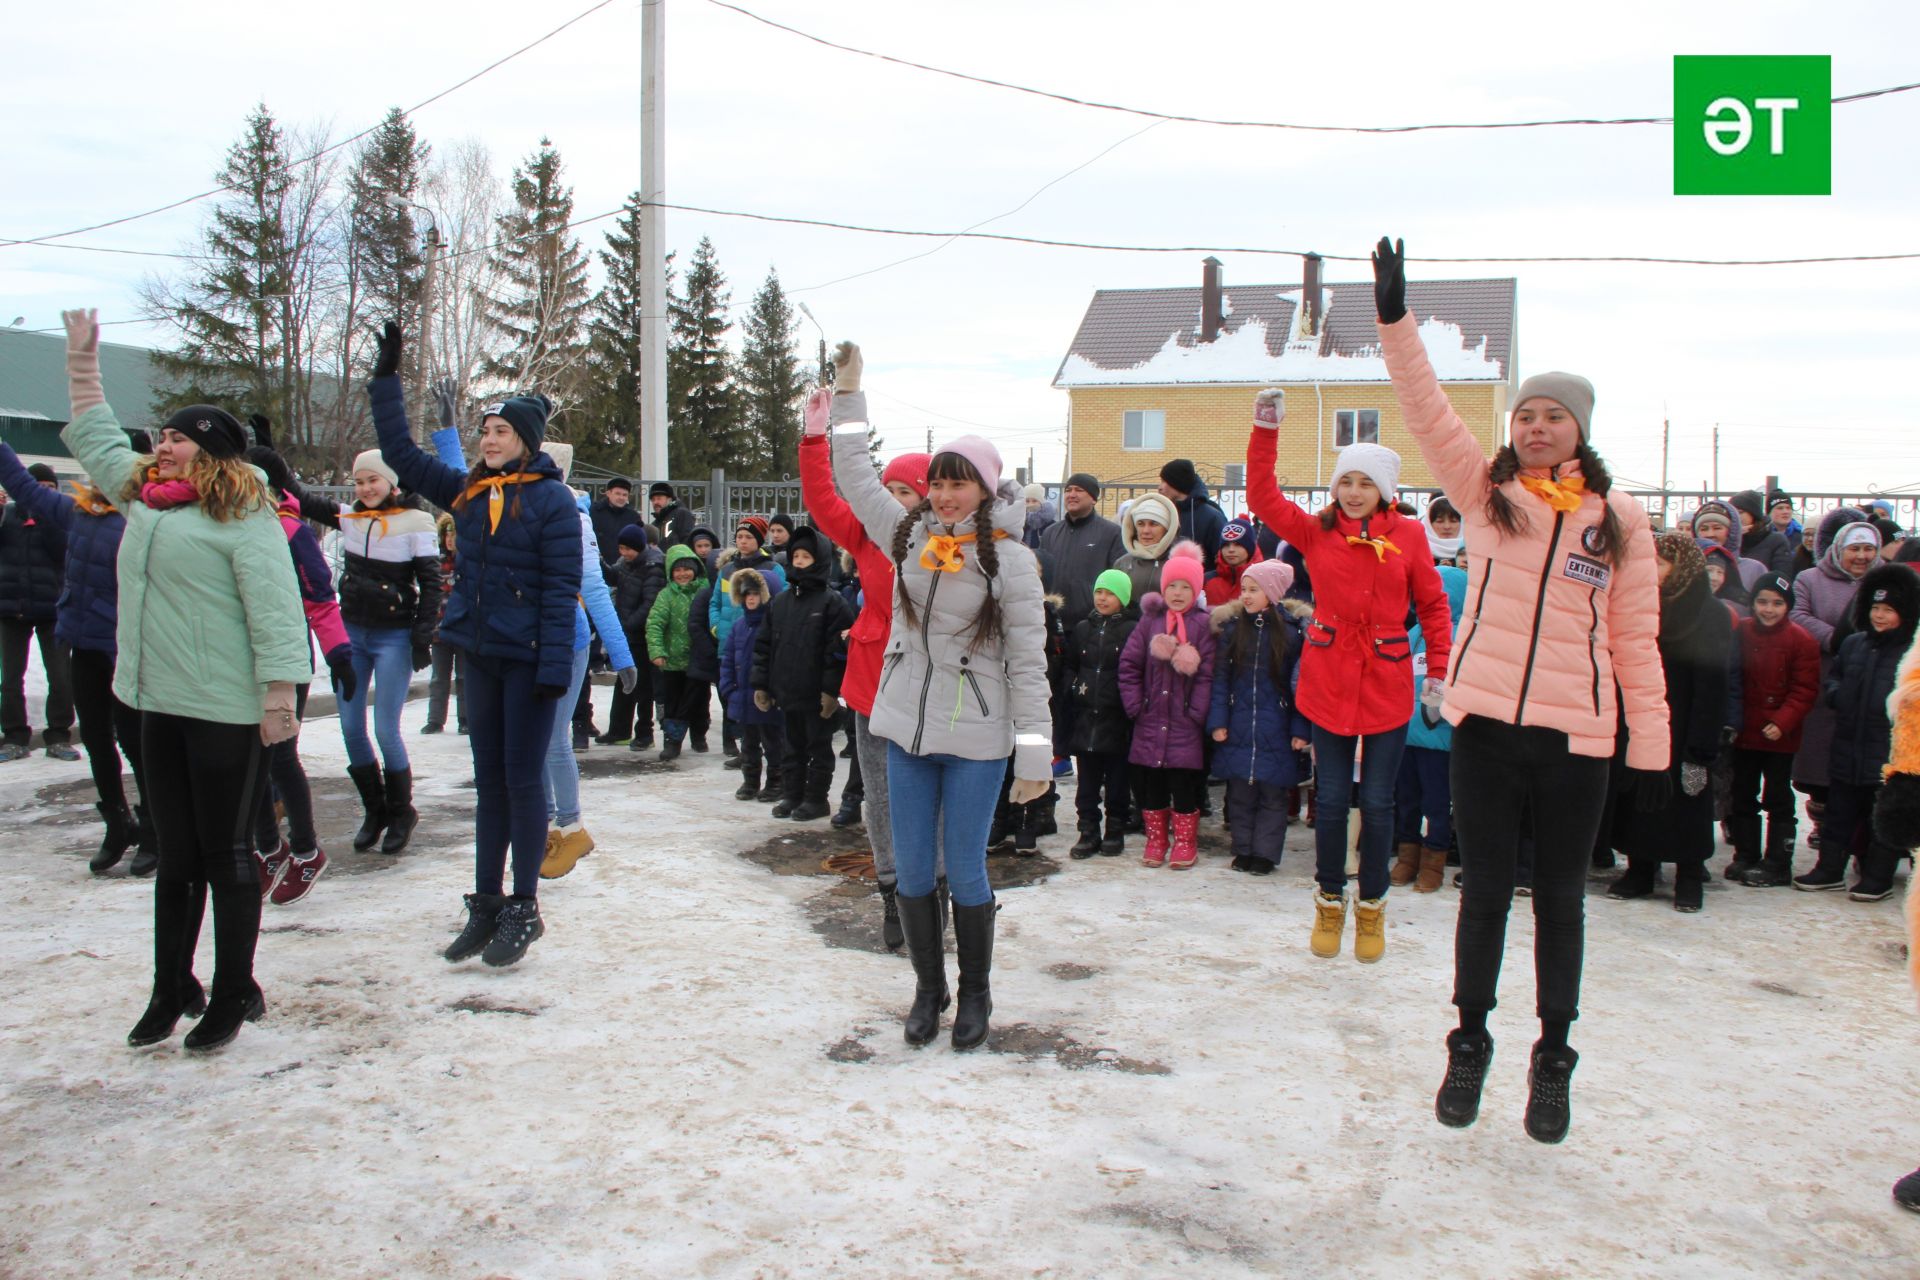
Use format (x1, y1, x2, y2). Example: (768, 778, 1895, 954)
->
(67, 481, 117, 516)
(341, 508, 395, 538)
(920, 528, 1008, 574)
(1346, 534, 1402, 563)
(458, 472, 543, 534)
(1519, 473, 1587, 513)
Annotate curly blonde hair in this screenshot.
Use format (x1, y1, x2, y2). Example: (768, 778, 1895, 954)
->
(121, 452, 271, 523)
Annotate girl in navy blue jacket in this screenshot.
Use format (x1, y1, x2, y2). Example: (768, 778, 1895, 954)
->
(366, 323, 581, 968)
(1207, 557, 1312, 875)
(717, 567, 784, 801)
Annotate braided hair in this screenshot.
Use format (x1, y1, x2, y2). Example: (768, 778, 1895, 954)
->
(890, 452, 1004, 651)
(1485, 440, 1625, 564)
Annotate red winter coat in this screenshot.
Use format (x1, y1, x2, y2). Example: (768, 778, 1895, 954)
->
(798, 432, 892, 717)
(1247, 427, 1451, 737)
(1732, 614, 1821, 753)
(1203, 546, 1262, 607)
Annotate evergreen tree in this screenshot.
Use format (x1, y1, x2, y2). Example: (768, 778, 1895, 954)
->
(578, 192, 658, 477)
(480, 137, 591, 421)
(666, 236, 738, 477)
(346, 108, 430, 395)
(735, 269, 806, 480)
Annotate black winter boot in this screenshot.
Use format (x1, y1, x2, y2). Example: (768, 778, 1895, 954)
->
(1606, 858, 1659, 900)
(1036, 791, 1058, 837)
(950, 899, 997, 1050)
(348, 764, 386, 851)
(1069, 822, 1101, 860)
(1723, 812, 1761, 881)
(91, 801, 136, 874)
(1013, 802, 1039, 855)
(831, 792, 863, 828)
(878, 882, 903, 951)
(183, 878, 264, 1053)
(791, 777, 832, 822)
(1673, 860, 1706, 913)
(1100, 814, 1125, 857)
(986, 810, 1012, 853)
(896, 891, 949, 1045)
(444, 893, 507, 962)
(483, 896, 544, 966)
(735, 766, 761, 801)
(128, 879, 201, 1047)
(1435, 1029, 1494, 1128)
(379, 769, 417, 855)
(1740, 817, 1797, 886)
(1524, 1042, 1579, 1144)
(127, 804, 159, 877)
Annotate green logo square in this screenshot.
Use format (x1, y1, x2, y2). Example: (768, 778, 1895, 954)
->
(1674, 55, 1831, 195)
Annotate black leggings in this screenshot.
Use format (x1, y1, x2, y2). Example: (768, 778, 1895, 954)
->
(1449, 716, 1610, 1025)
(254, 685, 316, 853)
(67, 646, 143, 812)
(1133, 765, 1204, 814)
(142, 711, 271, 887)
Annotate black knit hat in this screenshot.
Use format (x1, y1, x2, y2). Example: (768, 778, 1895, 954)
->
(1767, 490, 1794, 512)
(1159, 458, 1199, 496)
(617, 523, 650, 552)
(1065, 471, 1102, 500)
(769, 512, 797, 537)
(161, 405, 249, 459)
(1728, 489, 1766, 522)
(481, 394, 553, 456)
(604, 475, 632, 494)
(26, 463, 57, 485)
(1752, 573, 1793, 604)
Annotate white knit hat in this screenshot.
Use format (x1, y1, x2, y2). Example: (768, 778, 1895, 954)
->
(350, 449, 399, 489)
(544, 441, 575, 484)
(1331, 442, 1401, 500)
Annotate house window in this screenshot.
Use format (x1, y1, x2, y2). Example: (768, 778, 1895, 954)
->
(1335, 409, 1380, 447)
(1123, 409, 1165, 451)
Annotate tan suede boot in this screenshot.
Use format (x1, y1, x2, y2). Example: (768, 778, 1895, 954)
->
(1310, 890, 1347, 959)
(1390, 840, 1422, 887)
(1415, 847, 1446, 893)
(1353, 897, 1387, 964)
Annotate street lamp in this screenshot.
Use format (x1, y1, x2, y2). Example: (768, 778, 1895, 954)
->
(796, 301, 830, 386)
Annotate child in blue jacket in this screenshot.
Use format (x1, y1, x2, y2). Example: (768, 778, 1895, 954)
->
(1392, 564, 1467, 893)
(1207, 558, 1312, 875)
(717, 567, 784, 802)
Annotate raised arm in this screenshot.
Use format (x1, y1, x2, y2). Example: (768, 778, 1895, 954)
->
(56, 309, 142, 500)
(1371, 237, 1493, 512)
(819, 345, 913, 548)
(0, 441, 75, 533)
(366, 325, 465, 511)
(1244, 389, 1321, 548)
(799, 389, 876, 556)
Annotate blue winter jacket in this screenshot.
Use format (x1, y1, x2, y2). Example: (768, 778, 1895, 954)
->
(1206, 602, 1311, 786)
(571, 492, 633, 668)
(0, 444, 117, 652)
(719, 601, 780, 726)
(711, 548, 786, 648)
(369, 375, 580, 689)
(1406, 566, 1468, 752)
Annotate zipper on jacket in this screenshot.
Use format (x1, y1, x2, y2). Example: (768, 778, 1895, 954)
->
(962, 669, 990, 717)
(1512, 511, 1567, 720)
(908, 554, 946, 755)
(1247, 614, 1261, 784)
(1449, 561, 1496, 687)
(1586, 591, 1601, 715)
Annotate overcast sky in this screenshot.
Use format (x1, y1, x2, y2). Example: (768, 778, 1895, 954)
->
(6, 0, 1915, 495)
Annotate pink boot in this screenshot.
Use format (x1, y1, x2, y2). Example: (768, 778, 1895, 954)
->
(1140, 809, 1171, 867)
(1169, 811, 1201, 869)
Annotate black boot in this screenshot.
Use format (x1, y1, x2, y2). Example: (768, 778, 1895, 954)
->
(791, 780, 832, 823)
(1435, 1029, 1494, 1128)
(91, 801, 136, 874)
(950, 899, 996, 1050)
(831, 792, 863, 828)
(1741, 817, 1796, 887)
(1036, 791, 1058, 837)
(1100, 814, 1125, 857)
(1013, 802, 1039, 855)
(127, 804, 159, 877)
(1673, 860, 1706, 913)
(1524, 1042, 1579, 1144)
(482, 896, 544, 966)
(445, 892, 507, 962)
(183, 878, 264, 1052)
(1723, 812, 1762, 881)
(128, 879, 200, 1047)
(1069, 822, 1101, 860)
(878, 882, 903, 952)
(1606, 858, 1659, 900)
(379, 768, 417, 855)
(896, 891, 949, 1045)
(348, 764, 386, 852)
(986, 811, 1012, 853)
(735, 766, 761, 802)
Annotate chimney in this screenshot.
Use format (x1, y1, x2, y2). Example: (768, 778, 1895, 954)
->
(1200, 256, 1224, 343)
(1301, 252, 1323, 336)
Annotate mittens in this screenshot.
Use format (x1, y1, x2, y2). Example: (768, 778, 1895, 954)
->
(832, 340, 862, 392)
(1253, 388, 1286, 430)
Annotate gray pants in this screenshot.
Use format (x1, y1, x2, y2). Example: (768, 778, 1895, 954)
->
(1226, 778, 1291, 860)
(856, 711, 946, 888)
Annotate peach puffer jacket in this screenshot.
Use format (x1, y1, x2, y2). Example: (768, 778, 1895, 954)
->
(1377, 316, 1670, 770)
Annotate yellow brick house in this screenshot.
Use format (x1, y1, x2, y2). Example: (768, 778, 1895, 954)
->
(1054, 256, 1518, 500)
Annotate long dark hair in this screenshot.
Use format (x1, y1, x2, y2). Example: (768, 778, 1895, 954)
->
(1486, 441, 1625, 564)
(891, 452, 1002, 651)
(1225, 604, 1292, 691)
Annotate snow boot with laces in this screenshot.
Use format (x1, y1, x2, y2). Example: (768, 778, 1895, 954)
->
(1435, 1029, 1494, 1128)
(878, 882, 904, 951)
(1352, 896, 1387, 962)
(444, 893, 507, 963)
(482, 896, 544, 967)
(1310, 890, 1347, 959)
(1524, 1042, 1579, 1144)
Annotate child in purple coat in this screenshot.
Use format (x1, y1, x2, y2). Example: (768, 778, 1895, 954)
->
(1120, 542, 1216, 869)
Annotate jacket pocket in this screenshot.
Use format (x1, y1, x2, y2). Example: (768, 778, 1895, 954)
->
(1305, 619, 1336, 649)
(1372, 632, 1411, 662)
(879, 651, 903, 695)
(962, 669, 992, 718)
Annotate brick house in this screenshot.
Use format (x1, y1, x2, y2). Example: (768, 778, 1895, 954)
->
(1053, 256, 1517, 494)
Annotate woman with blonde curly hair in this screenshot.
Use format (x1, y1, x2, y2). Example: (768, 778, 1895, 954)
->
(59, 309, 310, 1053)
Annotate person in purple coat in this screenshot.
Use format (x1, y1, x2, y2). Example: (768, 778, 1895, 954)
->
(1119, 541, 1216, 871)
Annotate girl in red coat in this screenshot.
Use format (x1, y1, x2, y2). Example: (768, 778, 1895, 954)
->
(1202, 517, 1262, 607)
(1248, 394, 1452, 962)
(1727, 574, 1821, 885)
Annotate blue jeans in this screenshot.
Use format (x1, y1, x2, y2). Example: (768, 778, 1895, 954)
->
(1394, 745, 1453, 852)
(340, 623, 413, 771)
(466, 655, 562, 898)
(543, 646, 591, 827)
(1313, 721, 1409, 900)
(886, 744, 1001, 907)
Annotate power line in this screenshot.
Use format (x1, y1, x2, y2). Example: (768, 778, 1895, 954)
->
(0, 0, 617, 252)
(704, 0, 1920, 134)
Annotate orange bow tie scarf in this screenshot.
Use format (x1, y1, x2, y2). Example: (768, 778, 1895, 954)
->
(1519, 474, 1587, 513)
(919, 529, 1007, 574)
(1346, 534, 1403, 563)
(458, 473, 544, 534)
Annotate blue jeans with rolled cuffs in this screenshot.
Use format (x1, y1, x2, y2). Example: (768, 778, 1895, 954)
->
(887, 743, 1002, 907)
(1312, 721, 1409, 901)
(340, 623, 413, 771)
(543, 645, 592, 828)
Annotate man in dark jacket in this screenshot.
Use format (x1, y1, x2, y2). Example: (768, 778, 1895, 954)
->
(588, 477, 642, 584)
(0, 471, 76, 761)
(751, 527, 853, 822)
(1038, 473, 1126, 632)
(604, 524, 666, 748)
(649, 481, 696, 550)
(1731, 489, 1794, 576)
(1159, 460, 1227, 573)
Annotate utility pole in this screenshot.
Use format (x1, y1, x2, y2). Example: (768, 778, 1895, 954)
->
(638, 0, 669, 483)
(1660, 416, 1670, 497)
(1712, 424, 1720, 494)
(926, 426, 933, 455)
(414, 224, 440, 442)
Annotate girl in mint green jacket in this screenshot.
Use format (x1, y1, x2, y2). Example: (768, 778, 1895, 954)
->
(59, 309, 310, 1056)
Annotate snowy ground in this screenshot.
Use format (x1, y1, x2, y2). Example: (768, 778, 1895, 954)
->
(0, 676, 1915, 1279)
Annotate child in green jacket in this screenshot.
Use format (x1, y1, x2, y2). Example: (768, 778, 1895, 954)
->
(647, 544, 707, 761)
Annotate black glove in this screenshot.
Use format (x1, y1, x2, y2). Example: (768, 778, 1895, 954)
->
(325, 645, 357, 704)
(536, 683, 567, 702)
(248, 413, 274, 449)
(373, 321, 403, 380)
(412, 645, 432, 673)
(1873, 772, 1920, 850)
(433, 376, 459, 430)
(1371, 236, 1407, 325)
(1628, 767, 1673, 813)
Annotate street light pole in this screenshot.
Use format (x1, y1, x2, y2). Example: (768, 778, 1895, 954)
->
(638, 0, 669, 484)
(416, 224, 440, 442)
(797, 301, 829, 386)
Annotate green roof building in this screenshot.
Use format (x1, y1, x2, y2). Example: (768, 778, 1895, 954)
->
(0, 326, 163, 467)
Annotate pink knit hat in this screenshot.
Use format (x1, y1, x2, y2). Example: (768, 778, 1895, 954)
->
(1160, 540, 1205, 593)
(932, 435, 1003, 492)
(1241, 558, 1296, 603)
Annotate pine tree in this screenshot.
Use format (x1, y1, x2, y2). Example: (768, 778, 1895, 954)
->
(578, 192, 657, 477)
(735, 269, 807, 480)
(666, 236, 738, 477)
(346, 108, 430, 393)
(480, 137, 591, 422)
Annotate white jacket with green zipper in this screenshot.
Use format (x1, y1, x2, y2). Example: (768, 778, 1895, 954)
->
(62, 404, 312, 725)
(830, 405, 1053, 781)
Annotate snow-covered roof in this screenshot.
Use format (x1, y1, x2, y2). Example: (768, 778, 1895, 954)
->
(1053, 277, 1516, 388)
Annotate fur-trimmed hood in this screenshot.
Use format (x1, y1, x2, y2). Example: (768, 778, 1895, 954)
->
(1122, 493, 1180, 560)
(1208, 597, 1312, 634)
(729, 566, 770, 606)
